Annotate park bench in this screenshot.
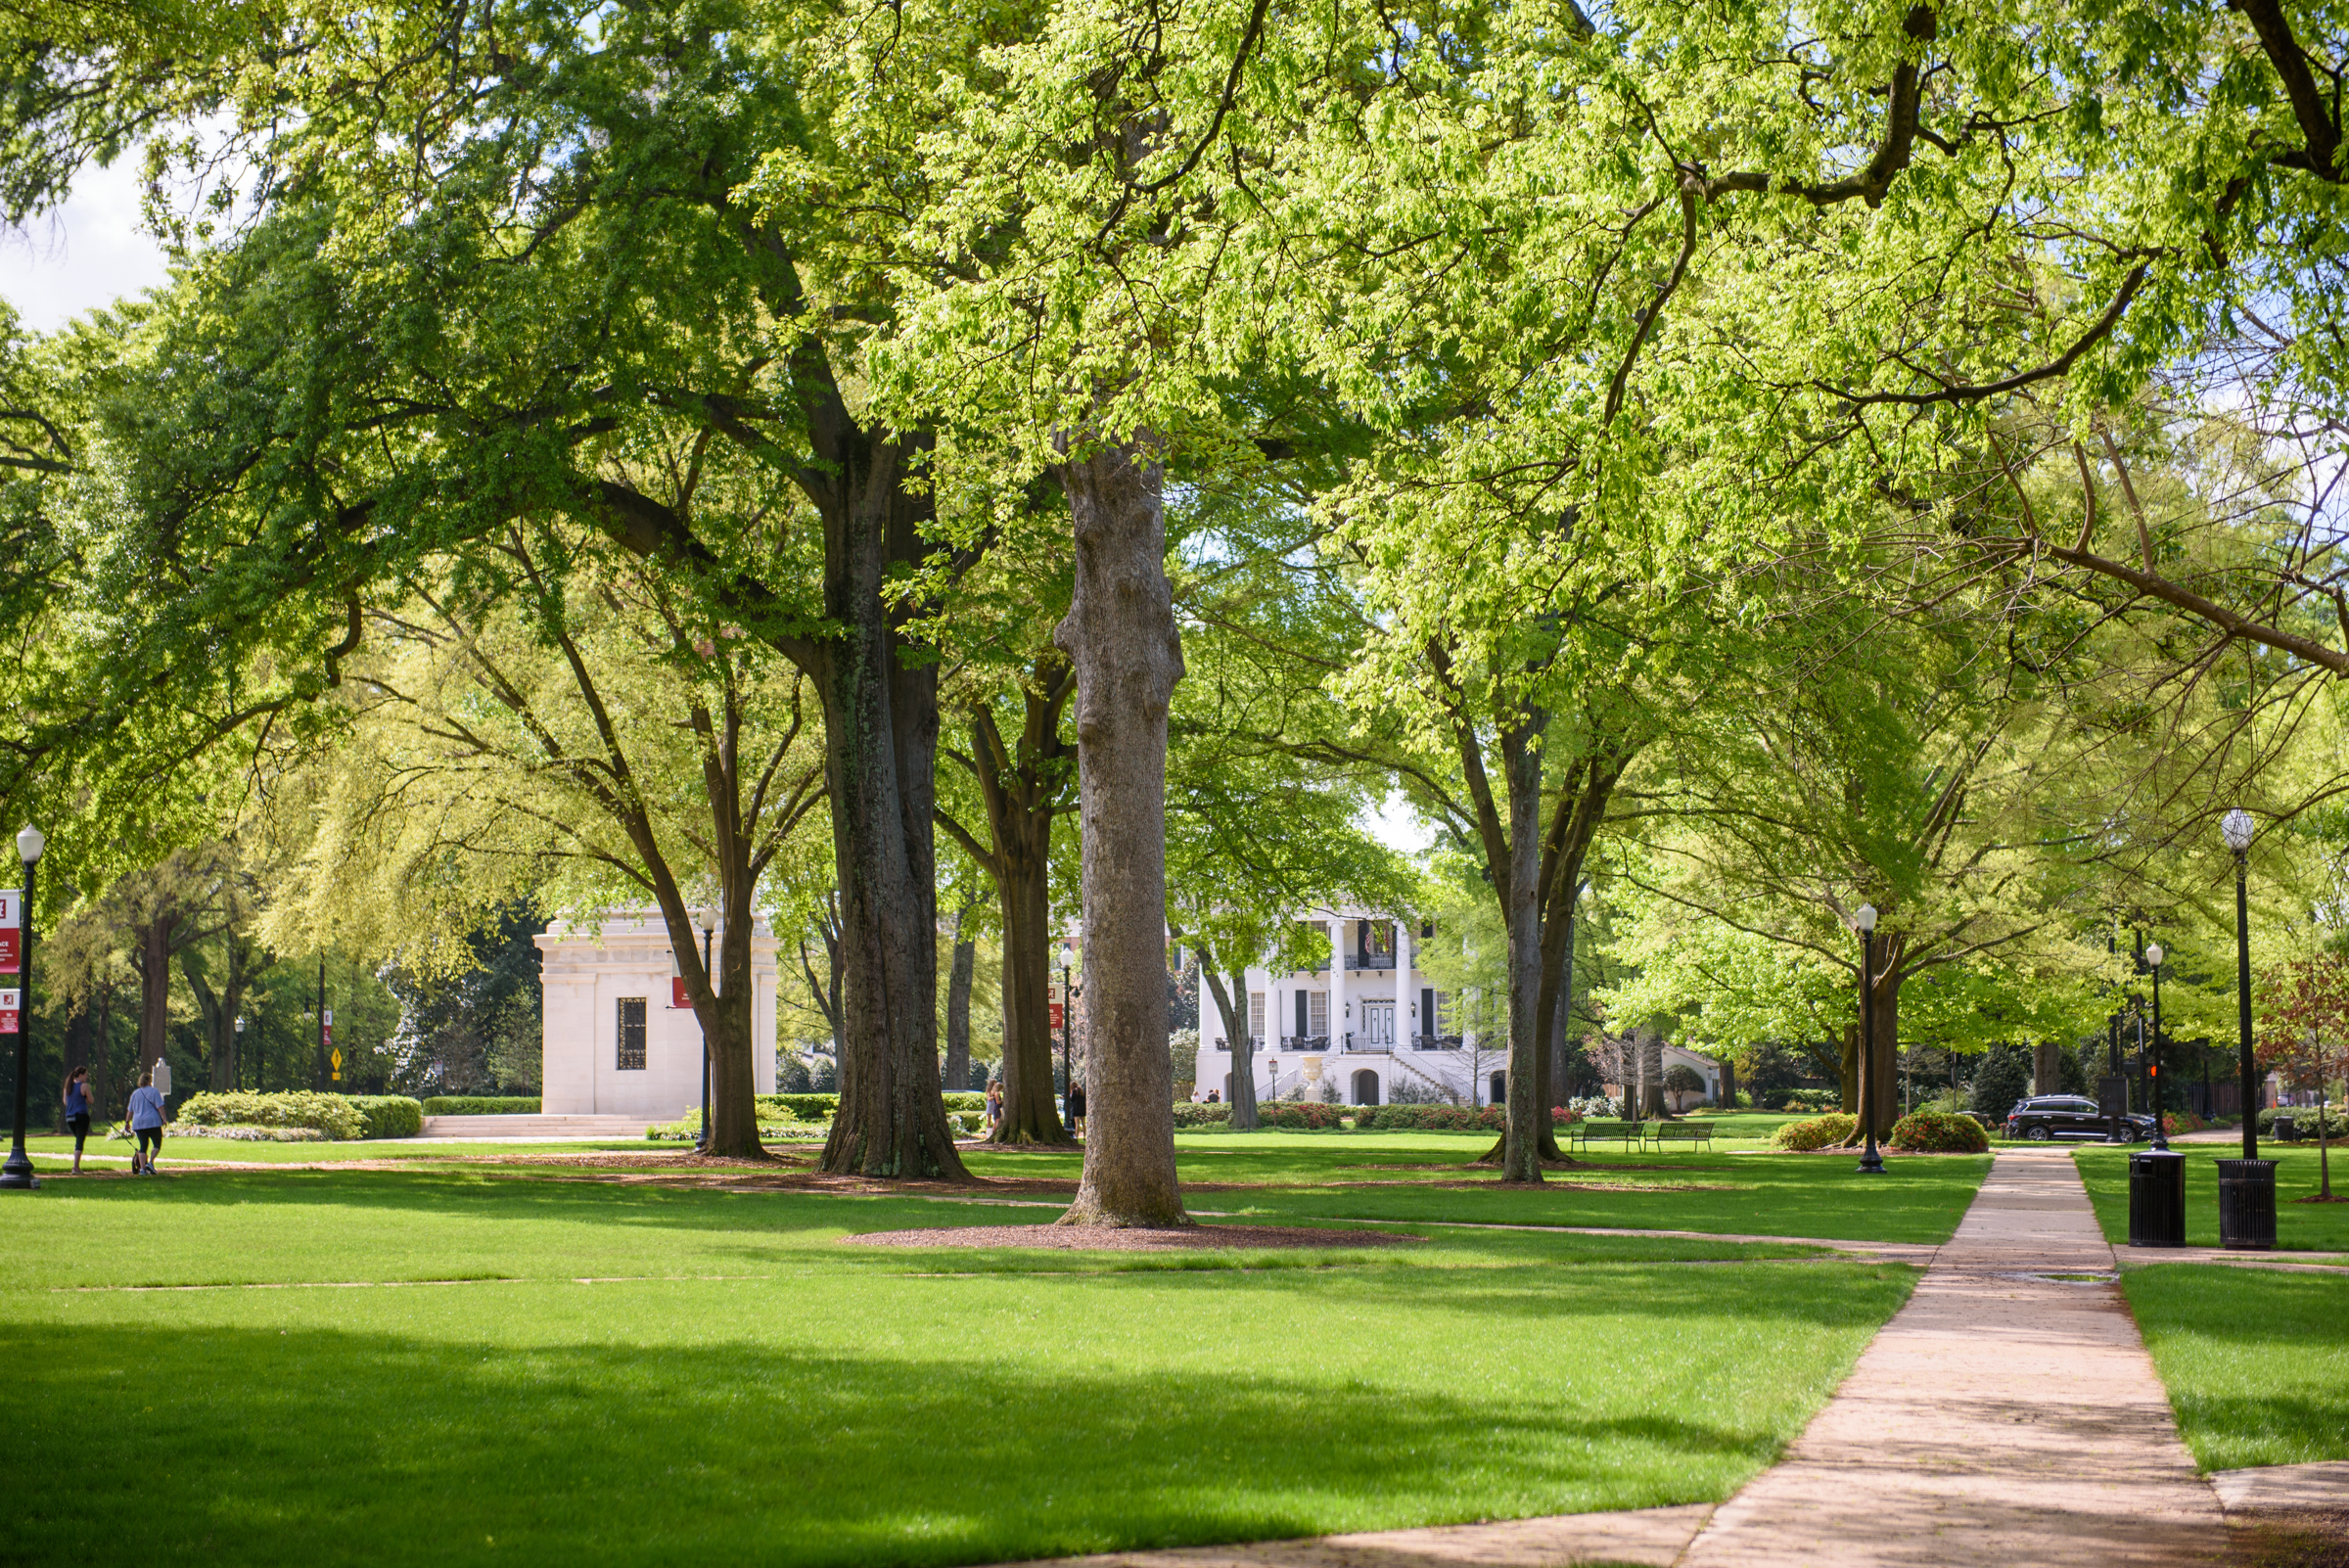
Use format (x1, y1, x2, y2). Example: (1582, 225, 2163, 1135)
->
(1644, 1122, 1714, 1151)
(1568, 1120, 1645, 1151)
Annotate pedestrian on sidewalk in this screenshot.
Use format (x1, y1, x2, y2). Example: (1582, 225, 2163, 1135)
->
(985, 1079, 1002, 1130)
(127, 1070, 165, 1176)
(1068, 1079, 1086, 1137)
(62, 1067, 92, 1174)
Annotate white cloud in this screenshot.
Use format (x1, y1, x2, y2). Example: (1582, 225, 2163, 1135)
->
(2, 156, 174, 333)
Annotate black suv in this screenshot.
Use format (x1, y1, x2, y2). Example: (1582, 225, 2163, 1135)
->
(2004, 1095, 2157, 1142)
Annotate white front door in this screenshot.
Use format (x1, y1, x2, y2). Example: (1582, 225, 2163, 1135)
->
(1363, 1002, 1395, 1048)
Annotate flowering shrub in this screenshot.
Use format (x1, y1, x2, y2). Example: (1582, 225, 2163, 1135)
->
(1771, 1113, 1858, 1151)
(1262, 1101, 1348, 1130)
(1887, 1110, 1989, 1153)
(1549, 1106, 1586, 1127)
(1172, 1102, 1233, 1127)
(171, 1091, 365, 1141)
(2161, 1110, 2205, 1135)
(1365, 1103, 1505, 1131)
(1778, 1089, 1842, 1114)
(167, 1124, 327, 1142)
(1566, 1095, 1621, 1120)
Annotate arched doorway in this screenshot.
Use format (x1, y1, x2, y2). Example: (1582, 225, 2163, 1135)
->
(1353, 1070, 1380, 1107)
(1489, 1071, 1506, 1106)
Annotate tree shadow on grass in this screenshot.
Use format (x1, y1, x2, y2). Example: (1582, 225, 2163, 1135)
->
(2, 1323, 1791, 1568)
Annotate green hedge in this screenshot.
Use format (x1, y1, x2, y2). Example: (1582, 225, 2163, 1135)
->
(2260, 1106, 2347, 1138)
(650, 1110, 829, 1142)
(758, 1093, 839, 1121)
(171, 1091, 365, 1140)
(345, 1096, 424, 1138)
(1172, 1102, 1232, 1128)
(1771, 1113, 1858, 1150)
(420, 1096, 542, 1116)
(1887, 1109, 1989, 1153)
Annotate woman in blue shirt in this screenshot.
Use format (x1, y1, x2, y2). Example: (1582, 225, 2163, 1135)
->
(126, 1071, 165, 1176)
(62, 1067, 91, 1174)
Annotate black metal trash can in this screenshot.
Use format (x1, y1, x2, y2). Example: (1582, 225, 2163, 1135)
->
(2128, 1150, 2187, 1247)
(2217, 1158, 2279, 1251)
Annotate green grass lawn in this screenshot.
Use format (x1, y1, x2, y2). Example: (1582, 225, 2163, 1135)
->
(22, 1132, 667, 1164)
(2073, 1145, 2349, 1253)
(2123, 1265, 2349, 1470)
(0, 1156, 1920, 1568)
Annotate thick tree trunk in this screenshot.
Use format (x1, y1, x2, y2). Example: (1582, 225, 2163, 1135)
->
(1052, 435, 1186, 1226)
(91, 984, 114, 1116)
(60, 1006, 91, 1133)
(215, 949, 246, 1093)
(813, 435, 967, 1180)
(988, 788, 1071, 1146)
(945, 924, 975, 1094)
(1839, 1026, 1860, 1112)
(135, 916, 175, 1077)
(1498, 716, 1546, 1183)
(1202, 966, 1258, 1130)
(1841, 945, 1903, 1147)
(1638, 1029, 1668, 1119)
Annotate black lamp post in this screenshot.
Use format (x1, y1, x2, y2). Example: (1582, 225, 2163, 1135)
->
(696, 911, 714, 1154)
(2146, 943, 2167, 1151)
(1856, 902, 1884, 1176)
(1059, 938, 1077, 1130)
(2, 823, 44, 1190)
(2226, 809, 2259, 1158)
(2220, 807, 2278, 1249)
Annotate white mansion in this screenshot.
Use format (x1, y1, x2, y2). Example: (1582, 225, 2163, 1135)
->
(1190, 905, 1726, 1110)
(1193, 908, 1495, 1107)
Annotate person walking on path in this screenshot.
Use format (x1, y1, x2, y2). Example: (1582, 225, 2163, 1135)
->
(62, 1067, 93, 1174)
(1067, 1079, 1086, 1137)
(985, 1079, 1002, 1131)
(126, 1070, 165, 1176)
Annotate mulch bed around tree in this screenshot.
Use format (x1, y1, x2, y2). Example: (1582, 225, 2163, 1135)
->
(843, 1222, 1424, 1251)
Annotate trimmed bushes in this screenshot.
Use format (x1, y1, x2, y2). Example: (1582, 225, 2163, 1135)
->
(171, 1091, 365, 1140)
(1172, 1103, 1232, 1128)
(1771, 1113, 1858, 1151)
(1365, 1103, 1504, 1132)
(759, 1093, 840, 1121)
(1777, 1088, 1841, 1113)
(420, 1096, 541, 1116)
(1887, 1109, 1989, 1153)
(345, 1096, 424, 1139)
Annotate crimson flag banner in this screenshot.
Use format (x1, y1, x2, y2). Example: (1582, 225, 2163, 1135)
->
(0, 888, 19, 975)
(0, 988, 19, 1035)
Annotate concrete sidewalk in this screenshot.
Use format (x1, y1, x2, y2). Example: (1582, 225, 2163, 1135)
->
(1680, 1149, 2228, 1566)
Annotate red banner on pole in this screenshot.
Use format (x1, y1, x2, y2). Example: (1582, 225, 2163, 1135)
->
(672, 977, 693, 1010)
(0, 988, 19, 1035)
(1049, 1001, 1063, 1030)
(0, 888, 20, 975)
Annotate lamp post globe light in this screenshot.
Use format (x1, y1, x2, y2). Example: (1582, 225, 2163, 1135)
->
(3, 823, 47, 1191)
(1855, 903, 1884, 1176)
(2220, 808, 2279, 1249)
(696, 910, 715, 1154)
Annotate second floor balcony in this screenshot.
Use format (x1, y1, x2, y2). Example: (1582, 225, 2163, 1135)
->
(1344, 952, 1397, 971)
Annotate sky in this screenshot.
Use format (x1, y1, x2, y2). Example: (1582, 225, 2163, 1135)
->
(1, 160, 1440, 861)
(2, 155, 173, 332)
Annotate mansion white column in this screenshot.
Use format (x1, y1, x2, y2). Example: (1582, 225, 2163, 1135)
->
(1329, 913, 1347, 1050)
(1395, 916, 1412, 1045)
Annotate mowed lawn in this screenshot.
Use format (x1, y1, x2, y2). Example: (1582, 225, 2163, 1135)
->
(1, 1153, 1924, 1568)
(2123, 1266, 2349, 1470)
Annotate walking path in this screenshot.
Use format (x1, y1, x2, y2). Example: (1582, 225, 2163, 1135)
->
(1011, 1150, 2248, 1568)
(1678, 1148, 2229, 1566)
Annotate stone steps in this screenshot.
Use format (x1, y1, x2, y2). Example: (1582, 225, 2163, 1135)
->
(417, 1114, 650, 1139)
